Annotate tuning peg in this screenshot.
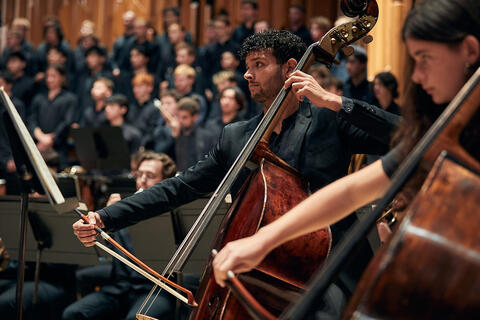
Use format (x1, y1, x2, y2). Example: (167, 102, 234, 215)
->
(341, 46, 355, 57)
(363, 35, 374, 44)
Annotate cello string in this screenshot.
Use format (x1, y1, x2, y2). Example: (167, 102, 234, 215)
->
(137, 284, 158, 315)
(137, 268, 177, 315)
(144, 286, 163, 315)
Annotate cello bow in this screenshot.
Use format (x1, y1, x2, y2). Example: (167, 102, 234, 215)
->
(73, 209, 197, 308)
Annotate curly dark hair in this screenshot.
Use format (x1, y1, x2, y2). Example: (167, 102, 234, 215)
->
(239, 30, 306, 64)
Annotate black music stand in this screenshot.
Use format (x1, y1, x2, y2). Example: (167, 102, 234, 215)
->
(70, 126, 130, 172)
(0, 88, 78, 320)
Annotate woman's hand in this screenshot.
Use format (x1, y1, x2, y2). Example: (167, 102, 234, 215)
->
(212, 231, 272, 287)
(72, 211, 105, 247)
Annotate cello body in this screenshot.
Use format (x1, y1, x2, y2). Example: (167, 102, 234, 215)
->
(190, 148, 331, 319)
(342, 71, 480, 319)
(344, 154, 480, 319)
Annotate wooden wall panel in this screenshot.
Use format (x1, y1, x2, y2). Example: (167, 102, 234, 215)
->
(2, 0, 340, 49)
(1, 0, 412, 99)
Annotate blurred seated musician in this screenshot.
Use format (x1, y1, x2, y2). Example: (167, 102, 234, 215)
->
(64, 151, 177, 320)
(174, 97, 216, 171)
(78, 77, 113, 128)
(373, 71, 401, 115)
(104, 94, 142, 155)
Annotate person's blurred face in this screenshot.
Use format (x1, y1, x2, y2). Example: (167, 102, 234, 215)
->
(45, 26, 59, 45)
(214, 20, 229, 40)
(221, 52, 239, 70)
(346, 56, 365, 78)
(310, 23, 327, 42)
(81, 36, 96, 50)
(177, 109, 197, 130)
(12, 24, 27, 38)
(46, 68, 64, 90)
(240, 3, 256, 21)
(130, 49, 148, 69)
(123, 12, 136, 29)
(254, 21, 269, 34)
(289, 7, 304, 25)
(6, 57, 26, 75)
(163, 10, 179, 27)
(133, 83, 153, 101)
(168, 24, 185, 44)
(91, 80, 111, 101)
(47, 48, 66, 66)
(216, 79, 235, 94)
(174, 74, 194, 94)
(160, 95, 178, 117)
(6, 33, 21, 49)
(373, 78, 392, 105)
(134, 21, 148, 38)
(105, 103, 127, 122)
(206, 25, 218, 43)
(135, 159, 164, 190)
(86, 52, 105, 70)
(220, 88, 240, 115)
(176, 48, 194, 65)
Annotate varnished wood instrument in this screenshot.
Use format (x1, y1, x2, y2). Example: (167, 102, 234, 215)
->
(285, 65, 480, 318)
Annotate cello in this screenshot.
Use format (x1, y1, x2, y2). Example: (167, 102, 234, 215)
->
(282, 59, 480, 320)
(341, 67, 480, 319)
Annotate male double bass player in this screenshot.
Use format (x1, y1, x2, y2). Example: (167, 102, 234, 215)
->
(73, 30, 398, 317)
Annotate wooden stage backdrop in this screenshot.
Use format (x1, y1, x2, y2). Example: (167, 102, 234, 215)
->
(1, 0, 413, 102)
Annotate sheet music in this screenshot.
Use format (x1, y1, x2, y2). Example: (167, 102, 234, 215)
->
(0, 87, 67, 207)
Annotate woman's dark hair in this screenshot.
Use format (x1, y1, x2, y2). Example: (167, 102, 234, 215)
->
(240, 30, 306, 64)
(130, 44, 150, 58)
(390, 0, 480, 202)
(221, 86, 247, 111)
(43, 18, 64, 43)
(374, 72, 398, 99)
(46, 63, 66, 76)
(393, 0, 480, 155)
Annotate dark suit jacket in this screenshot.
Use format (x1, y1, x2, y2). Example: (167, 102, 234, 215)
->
(98, 99, 398, 231)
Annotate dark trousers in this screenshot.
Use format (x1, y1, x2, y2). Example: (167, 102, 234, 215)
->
(0, 280, 74, 320)
(62, 287, 175, 320)
(75, 264, 112, 297)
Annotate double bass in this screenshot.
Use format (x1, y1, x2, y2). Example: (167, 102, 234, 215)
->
(184, 1, 380, 319)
